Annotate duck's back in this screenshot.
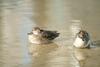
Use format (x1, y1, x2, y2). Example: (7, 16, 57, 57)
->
(41, 30, 59, 40)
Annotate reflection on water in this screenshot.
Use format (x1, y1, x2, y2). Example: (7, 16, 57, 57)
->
(0, 0, 100, 67)
(28, 43, 59, 67)
(28, 43, 58, 56)
(28, 42, 78, 67)
(74, 48, 100, 67)
(74, 48, 90, 67)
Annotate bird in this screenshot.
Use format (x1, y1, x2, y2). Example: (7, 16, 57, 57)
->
(73, 30, 93, 48)
(27, 27, 60, 44)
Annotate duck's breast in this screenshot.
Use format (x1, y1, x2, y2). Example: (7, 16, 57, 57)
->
(73, 37, 85, 48)
(28, 34, 51, 44)
(28, 34, 41, 44)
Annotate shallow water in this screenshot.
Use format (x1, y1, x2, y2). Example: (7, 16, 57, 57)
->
(0, 0, 100, 67)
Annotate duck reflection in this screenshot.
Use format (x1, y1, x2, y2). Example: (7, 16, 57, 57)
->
(73, 40, 100, 67)
(28, 42, 58, 56)
(93, 40, 100, 47)
(73, 48, 90, 67)
(28, 43, 58, 67)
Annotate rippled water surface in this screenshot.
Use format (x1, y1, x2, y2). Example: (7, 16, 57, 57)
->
(0, 0, 100, 67)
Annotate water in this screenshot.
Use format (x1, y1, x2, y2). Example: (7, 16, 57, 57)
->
(0, 0, 100, 67)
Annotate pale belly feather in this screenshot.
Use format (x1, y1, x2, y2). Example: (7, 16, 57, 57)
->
(28, 34, 50, 44)
(73, 37, 85, 48)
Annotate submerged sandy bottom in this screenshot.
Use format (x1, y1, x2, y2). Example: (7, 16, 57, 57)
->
(0, 0, 100, 67)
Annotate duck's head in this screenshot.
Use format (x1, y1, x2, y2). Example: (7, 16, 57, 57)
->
(32, 27, 41, 35)
(77, 30, 88, 40)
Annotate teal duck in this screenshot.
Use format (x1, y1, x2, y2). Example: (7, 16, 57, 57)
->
(73, 30, 93, 48)
(28, 27, 60, 44)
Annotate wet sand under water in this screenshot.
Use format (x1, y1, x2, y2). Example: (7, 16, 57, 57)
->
(0, 0, 100, 67)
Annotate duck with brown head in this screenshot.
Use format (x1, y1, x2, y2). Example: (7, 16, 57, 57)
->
(27, 27, 60, 44)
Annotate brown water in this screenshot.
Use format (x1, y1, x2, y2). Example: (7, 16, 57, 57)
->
(0, 0, 100, 67)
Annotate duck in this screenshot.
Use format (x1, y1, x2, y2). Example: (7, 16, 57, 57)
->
(73, 30, 93, 48)
(27, 27, 60, 44)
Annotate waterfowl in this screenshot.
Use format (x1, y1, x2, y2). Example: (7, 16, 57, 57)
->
(28, 27, 60, 44)
(73, 30, 93, 48)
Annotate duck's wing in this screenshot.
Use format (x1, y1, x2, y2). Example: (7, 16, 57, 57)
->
(40, 30, 60, 40)
(83, 32, 90, 42)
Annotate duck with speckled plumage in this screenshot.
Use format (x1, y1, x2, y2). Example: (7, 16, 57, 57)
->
(73, 30, 93, 48)
(28, 27, 60, 44)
